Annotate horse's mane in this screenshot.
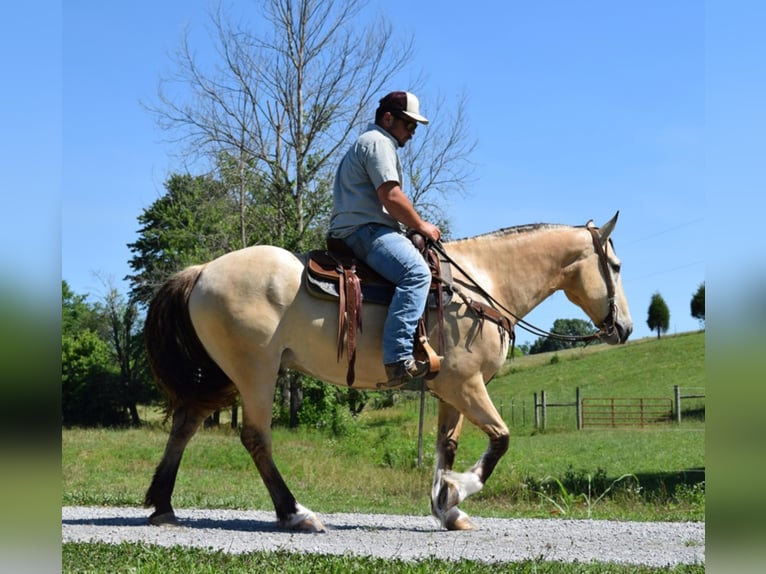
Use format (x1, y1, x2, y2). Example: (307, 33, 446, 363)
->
(452, 222, 569, 243)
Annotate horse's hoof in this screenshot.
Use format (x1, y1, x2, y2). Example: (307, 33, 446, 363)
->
(292, 515, 326, 532)
(149, 511, 179, 526)
(279, 504, 326, 532)
(444, 508, 477, 531)
(446, 514, 477, 531)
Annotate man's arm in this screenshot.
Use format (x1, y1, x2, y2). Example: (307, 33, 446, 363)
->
(377, 181, 441, 241)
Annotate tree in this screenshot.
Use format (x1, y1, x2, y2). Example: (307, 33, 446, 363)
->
(401, 92, 476, 232)
(690, 282, 705, 326)
(62, 280, 159, 427)
(62, 281, 125, 427)
(528, 318, 599, 354)
(148, 0, 414, 252)
(97, 283, 157, 426)
(647, 292, 670, 339)
(126, 173, 239, 305)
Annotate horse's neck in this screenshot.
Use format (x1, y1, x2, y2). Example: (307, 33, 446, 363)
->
(445, 226, 583, 318)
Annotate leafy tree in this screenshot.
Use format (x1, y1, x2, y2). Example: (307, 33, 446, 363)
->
(647, 292, 670, 339)
(62, 281, 124, 426)
(126, 173, 239, 305)
(528, 318, 599, 354)
(513, 343, 530, 357)
(62, 280, 159, 427)
(690, 282, 705, 325)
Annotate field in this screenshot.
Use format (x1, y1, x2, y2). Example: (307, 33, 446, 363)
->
(62, 331, 705, 572)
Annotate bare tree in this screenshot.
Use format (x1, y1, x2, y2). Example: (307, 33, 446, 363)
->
(95, 276, 155, 426)
(148, 0, 417, 251)
(401, 91, 477, 235)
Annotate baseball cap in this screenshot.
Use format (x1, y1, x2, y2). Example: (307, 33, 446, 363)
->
(377, 91, 429, 124)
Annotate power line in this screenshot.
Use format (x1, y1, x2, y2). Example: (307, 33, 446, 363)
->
(625, 218, 704, 245)
(631, 260, 705, 280)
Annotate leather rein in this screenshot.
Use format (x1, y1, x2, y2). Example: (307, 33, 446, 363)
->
(429, 227, 618, 345)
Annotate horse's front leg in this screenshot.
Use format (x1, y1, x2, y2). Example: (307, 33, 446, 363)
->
(431, 400, 477, 530)
(431, 378, 510, 531)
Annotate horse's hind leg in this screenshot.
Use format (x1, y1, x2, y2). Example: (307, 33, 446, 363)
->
(237, 369, 325, 532)
(240, 417, 324, 532)
(144, 403, 211, 525)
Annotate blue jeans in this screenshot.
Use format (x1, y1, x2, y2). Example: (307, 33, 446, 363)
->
(342, 224, 431, 365)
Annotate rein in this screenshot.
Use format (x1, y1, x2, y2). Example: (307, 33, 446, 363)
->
(430, 228, 617, 344)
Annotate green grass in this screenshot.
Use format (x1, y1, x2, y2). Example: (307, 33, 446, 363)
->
(495, 331, 705, 422)
(62, 542, 704, 573)
(63, 333, 705, 570)
(63, 332, 704, 521)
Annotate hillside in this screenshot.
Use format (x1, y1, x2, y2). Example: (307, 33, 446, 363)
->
(488, 331, 705, 423)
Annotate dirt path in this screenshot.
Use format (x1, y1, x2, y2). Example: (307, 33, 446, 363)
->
(62, 506, 704, 567)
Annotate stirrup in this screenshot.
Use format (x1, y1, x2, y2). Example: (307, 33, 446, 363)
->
(378, 357, 441, 390)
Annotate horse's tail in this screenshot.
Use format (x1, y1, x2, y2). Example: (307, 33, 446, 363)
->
(144, 265, 238, 414)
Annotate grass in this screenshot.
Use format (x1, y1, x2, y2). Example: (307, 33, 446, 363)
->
(62, 422, 704, 520)
(62, 332, 705, 571)
(62, 542, 704, 573)
(62, 543, 705, 574)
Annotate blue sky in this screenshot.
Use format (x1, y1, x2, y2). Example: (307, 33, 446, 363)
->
(9, 0, 736, 346)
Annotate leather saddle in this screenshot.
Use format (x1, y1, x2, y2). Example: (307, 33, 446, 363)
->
(305, 233, 452, 386)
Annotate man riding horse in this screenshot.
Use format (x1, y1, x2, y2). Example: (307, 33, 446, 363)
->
(328, 91, 441, 388)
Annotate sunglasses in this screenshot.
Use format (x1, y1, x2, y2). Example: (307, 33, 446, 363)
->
(393, 113, 418, 132)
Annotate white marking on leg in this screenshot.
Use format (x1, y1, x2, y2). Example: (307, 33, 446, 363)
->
(442, 470, 483, 506)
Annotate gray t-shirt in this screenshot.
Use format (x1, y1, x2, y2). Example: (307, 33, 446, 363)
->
(329, 123, 403, 238)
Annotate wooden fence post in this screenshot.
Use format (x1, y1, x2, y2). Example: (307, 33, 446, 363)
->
(674, 385, 681, 423)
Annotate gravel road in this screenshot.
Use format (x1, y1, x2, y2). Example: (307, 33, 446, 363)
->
(62, 506, 704, 567)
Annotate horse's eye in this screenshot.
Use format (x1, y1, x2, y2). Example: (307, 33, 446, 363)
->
(610, 263, 621, 274)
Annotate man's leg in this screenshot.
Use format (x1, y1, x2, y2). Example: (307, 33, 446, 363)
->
(343, 225, 431, 368)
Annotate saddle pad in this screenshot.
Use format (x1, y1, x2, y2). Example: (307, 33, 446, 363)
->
(305, 250, 453, 308)
(305, 270, 395, 305)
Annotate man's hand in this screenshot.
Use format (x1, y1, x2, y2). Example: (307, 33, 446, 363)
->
(416, 221, 441, 242)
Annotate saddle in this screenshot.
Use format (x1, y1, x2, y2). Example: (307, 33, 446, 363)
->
(305, 232, 452, 386)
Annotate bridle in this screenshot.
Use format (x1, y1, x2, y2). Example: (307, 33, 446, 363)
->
(430, 227, 619, 345)
(586, 227, 618, 341)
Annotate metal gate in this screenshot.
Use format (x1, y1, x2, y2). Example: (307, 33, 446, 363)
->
(581, 397, 672, 428)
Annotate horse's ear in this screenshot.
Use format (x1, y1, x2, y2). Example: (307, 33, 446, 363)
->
(586, 219, 595, 228)
(598, 211, 620, 243)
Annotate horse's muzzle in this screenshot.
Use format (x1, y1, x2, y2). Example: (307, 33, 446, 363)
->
(600, 321, 632, 345)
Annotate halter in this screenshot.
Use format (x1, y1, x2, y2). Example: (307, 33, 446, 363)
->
(431, 226, 619, 345)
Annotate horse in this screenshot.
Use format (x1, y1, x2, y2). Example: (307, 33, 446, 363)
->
(143, 212, 633, 532)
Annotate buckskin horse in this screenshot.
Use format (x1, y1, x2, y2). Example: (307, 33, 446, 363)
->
(143, 212, 632, 531)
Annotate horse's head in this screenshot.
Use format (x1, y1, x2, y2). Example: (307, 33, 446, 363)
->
(563, 212, 633, 344)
